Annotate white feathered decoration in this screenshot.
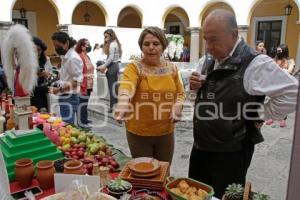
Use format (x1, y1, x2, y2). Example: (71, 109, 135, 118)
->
(1, 24, 38, 95)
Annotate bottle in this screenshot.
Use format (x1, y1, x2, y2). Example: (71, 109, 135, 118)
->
(1, 99, 5, 115)
(0, 106, 5, 133)
(7, 95, 12, 105)
(6, 104, 15, 130)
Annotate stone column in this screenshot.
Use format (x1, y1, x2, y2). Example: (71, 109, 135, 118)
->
(188, 27, 200, 62)
(0, 21, 14, 47)
(296, 21, 300, 68)
(238, 25, 249, 41)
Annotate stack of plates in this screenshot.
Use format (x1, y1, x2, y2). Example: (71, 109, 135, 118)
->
(128, 157, 161, 178)
(119, 158, 170, 190)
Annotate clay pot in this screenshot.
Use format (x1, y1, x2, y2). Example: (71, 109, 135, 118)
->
(15, 158, 34, 188)
(36, 160, 55, 189)
(63, 160, 84, 175)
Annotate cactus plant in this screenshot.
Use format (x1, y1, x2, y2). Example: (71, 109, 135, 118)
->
(252, 192, 271, 200)
(223, 183, 244, 200)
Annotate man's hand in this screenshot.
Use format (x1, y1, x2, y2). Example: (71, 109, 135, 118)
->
(189, 72, 205, 90)
(97, 65, 108, 73)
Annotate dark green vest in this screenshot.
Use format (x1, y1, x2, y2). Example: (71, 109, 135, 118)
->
(193, 39, 264, 152)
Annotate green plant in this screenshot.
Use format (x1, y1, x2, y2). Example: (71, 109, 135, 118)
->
(252, 192, 271, 200)
(224, 183, 244, 200)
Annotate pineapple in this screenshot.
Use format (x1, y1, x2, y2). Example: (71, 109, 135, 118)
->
(223, 183, 244, 200)
(252, 192, 271, 200)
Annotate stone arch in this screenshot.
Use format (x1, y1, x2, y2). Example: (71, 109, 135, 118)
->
(117, 5, 143, 28)
(10, 0, 60, 21)
(72, 0, 107, 26)
(199, 1, 235, 27)
(162, 5, 190, 30)
(247, 0, 300, 25)
(11, 0, 60, 54)
(247, 0, 299, 59)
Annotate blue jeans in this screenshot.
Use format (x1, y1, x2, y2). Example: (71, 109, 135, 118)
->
(58, 94, 79, 124)
(78, 89, 92, 126)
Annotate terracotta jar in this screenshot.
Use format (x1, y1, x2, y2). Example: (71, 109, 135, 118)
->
(63, 160, 84, 175)
(36, 160, 55, 189)
(15, 158, 34, 188)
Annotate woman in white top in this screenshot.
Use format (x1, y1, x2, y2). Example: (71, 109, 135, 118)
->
(97, 29, 122, 113)
(49, 32, 83, 124)
(265, 44, 295, 128)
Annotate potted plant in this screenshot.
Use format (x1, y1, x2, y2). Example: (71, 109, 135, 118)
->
(222, 183, 244, 200)
(252, 192, 271, 200)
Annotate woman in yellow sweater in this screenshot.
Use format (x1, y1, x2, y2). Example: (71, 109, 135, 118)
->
(114, 27, 185, 163)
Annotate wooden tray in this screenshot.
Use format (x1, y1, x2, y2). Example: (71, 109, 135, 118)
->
(119, 161, 169, 190)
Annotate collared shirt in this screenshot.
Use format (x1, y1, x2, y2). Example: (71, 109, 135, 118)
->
(59, 48, 83, 94)
(193, 37, 298, 121)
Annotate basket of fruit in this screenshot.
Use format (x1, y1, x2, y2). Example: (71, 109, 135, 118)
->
(165, 177, 214, 200)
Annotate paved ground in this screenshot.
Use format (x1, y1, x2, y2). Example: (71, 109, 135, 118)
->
(87, 94, 295, 200)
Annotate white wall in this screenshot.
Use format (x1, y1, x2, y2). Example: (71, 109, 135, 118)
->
(68, 25, 143, 62)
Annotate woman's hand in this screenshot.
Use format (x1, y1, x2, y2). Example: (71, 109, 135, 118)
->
(170, 102, 183, 123)
(113, 95, 131, 124)
(113, 103, 129, 124)
(97, 65, 107, 73)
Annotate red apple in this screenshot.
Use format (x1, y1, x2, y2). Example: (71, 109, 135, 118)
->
(110, 160, 119, 169)
(77, 151, 84, 158)
(102, 158, 108, 165)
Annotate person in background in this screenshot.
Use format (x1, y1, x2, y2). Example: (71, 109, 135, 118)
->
(75, 38, 94, 128)
(255, 40, 266, 54)
(265, 44, 296, 127)
(49, 32, 83, 124)
(189, 9, 298, 198)
(114, 27, 185, 164)
(97, 29, 122, 113)
(31, 37, 54, 111)
(0, 52, 8, 93)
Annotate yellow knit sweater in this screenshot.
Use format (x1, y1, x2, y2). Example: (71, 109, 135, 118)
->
(118, 61, 185, 136)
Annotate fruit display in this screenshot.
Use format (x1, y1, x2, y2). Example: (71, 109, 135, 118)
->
(53, 125, 121, 175)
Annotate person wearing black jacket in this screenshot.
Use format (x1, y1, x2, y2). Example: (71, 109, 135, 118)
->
(31, 37, 53, 111)
(189, 9, 298, 198)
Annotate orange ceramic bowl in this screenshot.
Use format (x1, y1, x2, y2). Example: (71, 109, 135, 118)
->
(128, 157, 160, 174)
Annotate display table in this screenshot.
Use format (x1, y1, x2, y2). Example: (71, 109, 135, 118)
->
(10, 172, 169, 199)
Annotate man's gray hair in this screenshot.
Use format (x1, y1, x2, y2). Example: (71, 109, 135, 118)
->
(206, 9, 238, 31)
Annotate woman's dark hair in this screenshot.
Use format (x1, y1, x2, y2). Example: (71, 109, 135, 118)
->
(75, 38, 88, 54)
(51, 31, 77, 49)
(103, 29, 122, 56)
(33, 37, 47, 67)
(93, 43, 99, 51)
(255, 40, 264, 47)
(277, 43, 289, 58)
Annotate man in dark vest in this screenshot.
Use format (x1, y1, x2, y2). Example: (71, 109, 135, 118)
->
(189, 9, 298, 198)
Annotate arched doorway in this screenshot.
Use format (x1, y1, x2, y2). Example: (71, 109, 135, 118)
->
(248, 0, 299, 59)
(72, 1, 106, 26)
(12, 0, 59, 55)
(163, 7, 190, 61)
(117, 6, 142, 28)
